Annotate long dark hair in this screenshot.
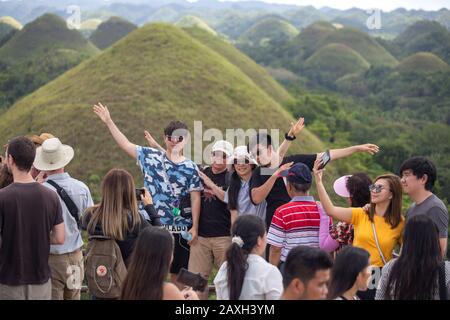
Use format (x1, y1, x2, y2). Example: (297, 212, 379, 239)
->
(121, 227, 173, 300)
(346, 173, 372, 207)
(385, 215, 443, 300)
(327, 246, 370, 300)
(226, 215, 265, 300)
(369, 174, 403, 228)
(227, 165, 255, 211)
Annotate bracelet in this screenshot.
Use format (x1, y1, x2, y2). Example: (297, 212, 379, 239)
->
(285, 132, 296, 141)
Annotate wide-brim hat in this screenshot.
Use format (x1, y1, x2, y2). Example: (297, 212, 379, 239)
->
(212, 140, 234, 158)
(34, 138, 74, 171)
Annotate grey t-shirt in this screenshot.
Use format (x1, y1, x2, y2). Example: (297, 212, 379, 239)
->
(224, 179, 266, 222)
(406, 194, 449, 238)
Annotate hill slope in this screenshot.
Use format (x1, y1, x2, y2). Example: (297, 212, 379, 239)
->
(0, 14, 99, 109)
(238, 16, 299, 47)
(0, 16, 22, 45)
(183, 26, 292, 104)
(397, 52, 449, 74)
(0, 23, 324, 186)
(303, 43, 370, 81)
(316, 27, 398, 67)
(90, 16, 137, 50)
(0, 13, 98, 64)
(175, 15, 217, 36)
(391, 20, 450, 64)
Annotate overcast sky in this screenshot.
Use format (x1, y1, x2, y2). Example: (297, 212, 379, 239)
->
(216, 0, 450, 11)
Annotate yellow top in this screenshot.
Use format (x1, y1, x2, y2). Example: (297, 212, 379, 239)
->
(351, 208, 405, 267)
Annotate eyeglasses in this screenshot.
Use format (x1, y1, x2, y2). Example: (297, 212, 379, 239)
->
(369, 184, 389, 193)
(166, 135, 184, 143)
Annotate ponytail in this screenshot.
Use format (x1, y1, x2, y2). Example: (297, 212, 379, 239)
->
(225, 215, 266, 300)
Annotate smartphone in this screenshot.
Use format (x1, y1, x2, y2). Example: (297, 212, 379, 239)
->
(319, 150, 331, 170)
(135, 188, 145, 201)
(176, 268, 208, 292)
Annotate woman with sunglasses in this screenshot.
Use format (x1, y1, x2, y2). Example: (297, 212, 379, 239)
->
(224, 146, 266, 226)
(312, 159, 405, 300)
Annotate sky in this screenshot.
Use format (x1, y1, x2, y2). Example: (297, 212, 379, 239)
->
(216, 0, 450, 11)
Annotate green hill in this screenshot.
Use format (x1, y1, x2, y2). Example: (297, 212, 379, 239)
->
(238, 16, 299, 47)
(284, 21, 336, 63)
(90, 16, 137, 50)
(397, 52, 449, 74)
(0, 16, 22, 30)
(79, 18, 103, 38)
(175, 15, 217, 36)
(392, 20, 450, 64)
(80, 19, 103, 31)
(183, 26, 291, 104)
(0, 23, 325, 188)
(0, 14, 99, 109)
(304, 43, 370, 81)
(0, 13, 98, 64)
(0, 16, 22, 45)
(316, 27, 398, 67)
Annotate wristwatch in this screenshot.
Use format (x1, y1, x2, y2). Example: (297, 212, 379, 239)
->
(285, 133, 296, 141)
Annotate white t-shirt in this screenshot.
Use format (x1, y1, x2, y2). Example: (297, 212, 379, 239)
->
(213, 254, 283, 300)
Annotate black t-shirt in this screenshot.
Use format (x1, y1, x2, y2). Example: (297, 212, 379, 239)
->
(82, 209, 150, 267)
(198, 167, 230, 238)
(0, 182, 64, 285)
(249, 154, 317, 228)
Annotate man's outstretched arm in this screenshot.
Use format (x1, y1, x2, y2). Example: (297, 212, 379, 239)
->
(329, 143, 380, 162)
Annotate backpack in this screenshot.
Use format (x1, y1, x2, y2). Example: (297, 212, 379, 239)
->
(84, 236, 127, 299)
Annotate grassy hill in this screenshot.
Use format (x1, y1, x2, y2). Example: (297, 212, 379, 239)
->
(397, 52, 449, 74)
(238, 16, 299, 47)
(90, 16, 137, 50)
(0, 23, 326, 191)
(0, 13, 98, 64)
(0, 16, 22, 30)
(183, 26, 292, 104)
(390, 20, 450, 64)
(79, 18, 103, 38)
(175, 15, 217, 36)
(303, 43, 370, 82)
(0, 16, 22, 45)
(0, 13, 99, 109)
(316, 27, 398, 67)
(284, 21, 336, 64)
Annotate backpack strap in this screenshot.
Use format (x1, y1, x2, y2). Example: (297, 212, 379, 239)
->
(439, 263, 447, 300)
(47, 180, 80, 228)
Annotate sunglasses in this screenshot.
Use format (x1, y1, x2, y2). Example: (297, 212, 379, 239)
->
(212, 152, 228, 160)
(233, 159, 251, 165)
(369, 184, 389, 193)
(166, 135, 184, 143)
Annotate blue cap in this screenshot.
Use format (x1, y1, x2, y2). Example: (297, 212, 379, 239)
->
(279, 162, 312, 184)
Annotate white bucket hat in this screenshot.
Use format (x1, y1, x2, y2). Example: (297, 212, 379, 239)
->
(34, 138, 74, 171)
(231, 146, 258, 165)
(212, 140, 233, 158)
